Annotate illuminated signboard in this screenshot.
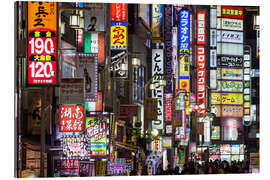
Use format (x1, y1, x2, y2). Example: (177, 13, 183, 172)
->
(172, 27, 178, 78)
(217, 30, 243, 44)
(84, 32, 105, 65)
(152, 4, 163, 38)
(179, 9, 190, 52)
(221, 6, 244, 19)
(217, 68, 243, 80)
(85, 92, 103, 112)
(59, 105, 85, 132)
(86, 115, 108, 156)
(110, 22, 127, 50)
(61, 135, 89, 158)
(210, 49, 217, 67)
(221, 118, 243, 141)
(220, 144, 231, 154)
(217, 56, 243, 68)
(217, 43, 243, 56)
(211, 105, 243, 117)
(197, 46, 206, 116)
(211, 93, 243, 105)
(28, 2, 57, 85)
(211, 126, 220, 140)
(164, 94, 173, 122)
(197, 11, 206, 44)
(152, 49, 164, 129)
(111, 3, 127, 21)
(215, 80, 243, 92)
(217, 18, 243, 31)
(152, 136, 162, 152)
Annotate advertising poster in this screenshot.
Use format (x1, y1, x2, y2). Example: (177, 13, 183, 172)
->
(86, 115, 108, 156)
(84, 3, 105, 32)
(211, 105, 243, 117)
(110, 50, 128, 78)
(164, 4, 173, 93)
(85, 92, 103, 112)
(60, 78, 84, 104)
(211, 126, 220, 140)
(61, 135, 89, 158)
(152, 4, 163, 38)
(110, 22, 127, 50)
(152, 49, 164, 129)
(28, 2, 57, 85)
(217, 56, 243, 67)
(59, 105, 85, 132)
(220, 6, 244, 19)
(221, 118, 243, 141)
(111, 3, 127, 21)
(76, 53, 98, 102)
(211, 93, 243, 105)
(84, 32, 105, 65)
(216, 68, 243, 80)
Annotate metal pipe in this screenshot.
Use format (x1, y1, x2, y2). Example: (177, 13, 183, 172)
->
(40, 88, 46, 177)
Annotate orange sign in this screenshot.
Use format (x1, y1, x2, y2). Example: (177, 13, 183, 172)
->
(28, 2, 57, 31)
(211, 105, 243, 117)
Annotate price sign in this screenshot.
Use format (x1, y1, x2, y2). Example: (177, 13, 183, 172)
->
(28, 2, 57, 85)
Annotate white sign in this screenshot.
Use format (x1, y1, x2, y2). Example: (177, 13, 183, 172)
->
(210, 29, 217, 47)
(217, 18, 243, 31)
(210, 49, 217, 67)
(210, 70, 217, 89)
(152, 49, 164, 129)
(217, 30, 243, 43)
(210, 8, 217, 28)
(217, 43, 243, 56)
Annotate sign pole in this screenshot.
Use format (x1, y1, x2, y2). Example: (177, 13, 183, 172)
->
(40, 87, 46, 177)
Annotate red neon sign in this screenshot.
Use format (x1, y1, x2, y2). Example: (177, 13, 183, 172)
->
(197, 46, 206, 117)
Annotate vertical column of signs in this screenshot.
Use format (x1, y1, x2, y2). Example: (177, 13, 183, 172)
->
(27, 2, 57, 85)
(213, 6, 244, 123)
(110, 3, 128, 78)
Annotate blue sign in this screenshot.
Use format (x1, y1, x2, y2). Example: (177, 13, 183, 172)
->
(179, 10, 190, 53)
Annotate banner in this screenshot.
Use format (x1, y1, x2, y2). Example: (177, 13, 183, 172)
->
(217, 30, 243, 44)
(211, 93, 243, 105)
(211, 105, 243, 117)
(28, 2, 57, 85)
(217, 55, 243, 67)
(110, 22, 127, 50)
(76, 53, 98, 102)
(84, 32, 105, 65)
(111, 3, 127, 21)
(86, 115, 108, 156)
(221, 6, 244, 19)
(152, 49, 164, 129)
(60, 78, 85, 104)
(152, 4, 163, 38)
(59, 105, 85, 132)
(217, 68, 243, 80)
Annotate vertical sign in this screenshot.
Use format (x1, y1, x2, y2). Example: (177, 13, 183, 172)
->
(164, 94, 173, 122)
(110, 22, 127, 50)
(197, 11, 206, 117)
(172, 27, 178, 79)
(111, 3, 127, 21)
(243, 46, 251, 122)
(164, 5, 173, 93)
(152, 49, 164, 129)
(28, 2, 57, 85)
(152, 4, 163, 38)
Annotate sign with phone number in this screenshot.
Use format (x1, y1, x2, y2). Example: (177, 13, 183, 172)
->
(28, 2, 57, 85)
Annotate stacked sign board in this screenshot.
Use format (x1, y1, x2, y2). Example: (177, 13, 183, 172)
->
(211, 6, 244, 127)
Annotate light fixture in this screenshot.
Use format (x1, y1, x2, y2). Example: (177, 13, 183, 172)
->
(69, 12, 80, 28)
(194, 105, 199, 110)
(176, 98, 181, 104)
(151, 129, 159, 137)
(149, 83, 155, 90)
(183, 94, 189, 101)
(253, 15, 260, 30)
(120, 63, 128, 71)
(189, 107, 193, 112)
(61, 22, 65, 34)
(132, 57, 141, 67)
(159, 79, 166, 87)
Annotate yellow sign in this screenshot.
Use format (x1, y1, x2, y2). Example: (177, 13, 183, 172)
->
(211, 93, 243, 105)
(110, 22, 127, 49)
(179, 55, 190, 77)
(179, 79, 189, 92)
(28, 2, 57, 31)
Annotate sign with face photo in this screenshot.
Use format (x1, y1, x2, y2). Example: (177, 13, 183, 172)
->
(84, 3, 105, 32)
